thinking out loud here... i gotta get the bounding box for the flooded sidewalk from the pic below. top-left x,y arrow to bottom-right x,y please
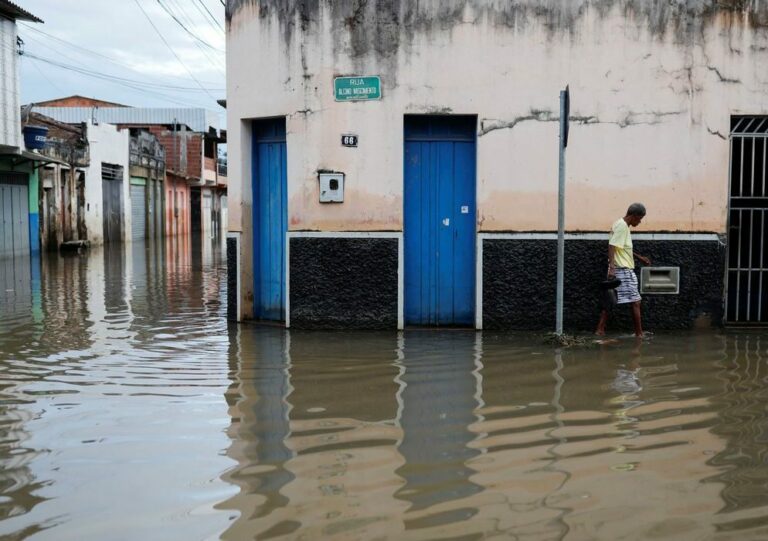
1,241 -> 768,540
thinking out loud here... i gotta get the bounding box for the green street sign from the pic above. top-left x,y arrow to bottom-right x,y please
334,76 -> 381,102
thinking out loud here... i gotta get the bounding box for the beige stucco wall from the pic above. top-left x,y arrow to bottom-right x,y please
226,2 -> 768,238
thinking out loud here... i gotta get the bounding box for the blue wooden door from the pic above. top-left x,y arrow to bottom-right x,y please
252,119 -> 287,321
404,116 -> 476,326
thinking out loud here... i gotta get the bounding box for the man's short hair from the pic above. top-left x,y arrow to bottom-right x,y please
627,202 -> 646,217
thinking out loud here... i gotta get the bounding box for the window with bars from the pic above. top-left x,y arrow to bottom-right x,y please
101,163 -> 124,181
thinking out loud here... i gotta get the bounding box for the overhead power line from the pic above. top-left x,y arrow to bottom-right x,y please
194,0 -> 224,31
19,22 -> 223,87
155,0 -> 223,52
132,0 -> 218,100
23,52 -> 223,92
22,52 -> 215,108
160,0 -> 225,75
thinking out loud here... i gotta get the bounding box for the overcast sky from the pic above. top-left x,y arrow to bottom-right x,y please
18,0 -> 226,123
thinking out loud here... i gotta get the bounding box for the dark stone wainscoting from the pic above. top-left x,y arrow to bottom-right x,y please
226,236 -> 238,321
289,236 -> 399,329
482,238 -> 725,332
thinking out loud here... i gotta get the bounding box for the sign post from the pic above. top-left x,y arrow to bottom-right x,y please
556,86 -> 569,336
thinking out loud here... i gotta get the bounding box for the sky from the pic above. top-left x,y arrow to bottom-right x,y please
18,0 -> 226,124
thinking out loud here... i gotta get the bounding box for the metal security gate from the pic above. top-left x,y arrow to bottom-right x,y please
726,116 -> 768,324
404,115 -> 477,326
252,118 -> 287,321
102,163 -> 124,243
0,174 -> 29,258
131,183 -> 147,240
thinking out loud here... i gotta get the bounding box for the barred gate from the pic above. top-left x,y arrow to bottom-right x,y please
726,116 -> 768,324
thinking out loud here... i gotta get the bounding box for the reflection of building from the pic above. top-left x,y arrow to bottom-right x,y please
707,335 -> 768,518
227,2 -> 768,330
218,331 -> 768,539
395,332 -> 483,523
219,329 -> 407,540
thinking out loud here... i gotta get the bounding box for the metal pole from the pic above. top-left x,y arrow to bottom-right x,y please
173,118 -> 178,236
556,90 -> 566,336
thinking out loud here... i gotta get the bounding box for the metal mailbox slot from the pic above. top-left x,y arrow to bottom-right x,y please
640,266 -> 680,294
319,172 -> 344,203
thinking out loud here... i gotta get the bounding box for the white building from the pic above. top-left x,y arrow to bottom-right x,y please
0,1 -> 43,259
226,1 -> 768,330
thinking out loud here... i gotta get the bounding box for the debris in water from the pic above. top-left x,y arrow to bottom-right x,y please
542,333 -> 594,348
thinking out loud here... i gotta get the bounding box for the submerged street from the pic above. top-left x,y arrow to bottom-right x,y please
1,241 -> 768,540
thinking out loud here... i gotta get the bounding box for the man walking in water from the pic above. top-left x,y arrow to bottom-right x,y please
595,203 -> 651,337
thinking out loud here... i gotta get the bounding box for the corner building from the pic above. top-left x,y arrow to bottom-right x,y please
226,1 -> 768,330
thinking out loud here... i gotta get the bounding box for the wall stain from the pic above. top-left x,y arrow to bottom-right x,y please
227,0 -> 768,49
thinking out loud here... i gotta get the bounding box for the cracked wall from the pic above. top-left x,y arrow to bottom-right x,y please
226,0 -> 768,237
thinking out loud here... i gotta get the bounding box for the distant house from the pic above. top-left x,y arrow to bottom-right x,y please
31,100 -> 227,239
21,111 -> 89,251
33,95 -> 129,109
0,0 -> 47,259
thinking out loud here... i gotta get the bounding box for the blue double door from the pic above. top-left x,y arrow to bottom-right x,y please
405,116 -> 477,326
252,118 -> 287,321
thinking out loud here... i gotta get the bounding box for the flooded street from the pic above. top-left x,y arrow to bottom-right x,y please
1,241 -> 768,540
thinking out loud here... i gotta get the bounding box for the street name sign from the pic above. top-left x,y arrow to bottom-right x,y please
334,76 -> 381,101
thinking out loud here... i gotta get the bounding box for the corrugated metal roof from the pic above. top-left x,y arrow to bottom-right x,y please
31,107 -> 221,134
0,0 -> 42,22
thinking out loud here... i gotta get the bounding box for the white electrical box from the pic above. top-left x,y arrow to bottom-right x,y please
319,172 -> 344,203
640,266 -> 680,294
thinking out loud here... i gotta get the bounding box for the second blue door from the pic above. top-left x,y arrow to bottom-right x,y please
404,116 -> 476,326
252,118 -> 287,321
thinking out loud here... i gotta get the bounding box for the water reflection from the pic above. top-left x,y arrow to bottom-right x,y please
3,244 -> 768,539
707,334 -> 768,534
395,332 -> 483,532
0,238 -> 232,541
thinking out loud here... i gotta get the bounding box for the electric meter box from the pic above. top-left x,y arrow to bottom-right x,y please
319,172 -> 344,203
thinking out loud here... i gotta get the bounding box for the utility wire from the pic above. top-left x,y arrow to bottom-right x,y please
132,0 -> 218,100
19,22 -> 222,87
21,32 -> 224,92
26,56 -> 65,94
162,0 -> 225,73
23,52 -> 214,108
24,51 -> 222,92
195,0 -> 224,31
164,0 -> 225,74
156,0 -> 223,52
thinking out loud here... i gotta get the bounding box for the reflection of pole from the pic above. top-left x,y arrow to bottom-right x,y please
544,351 -> 570,540
173,118 -> 178,236
556,88 -> 568,336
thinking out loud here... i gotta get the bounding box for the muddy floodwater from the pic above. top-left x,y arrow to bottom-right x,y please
1,240 -> 768,540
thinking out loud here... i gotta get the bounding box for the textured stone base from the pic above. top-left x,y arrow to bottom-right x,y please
289,236 -> 398,329
482,238 -> 725,331
226,236 -> 237,321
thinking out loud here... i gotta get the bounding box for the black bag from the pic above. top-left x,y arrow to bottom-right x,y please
600,278 -> 621,310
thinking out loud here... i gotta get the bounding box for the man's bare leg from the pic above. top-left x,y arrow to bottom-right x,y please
631,302 -> 643,337
595,310 -> 609,335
